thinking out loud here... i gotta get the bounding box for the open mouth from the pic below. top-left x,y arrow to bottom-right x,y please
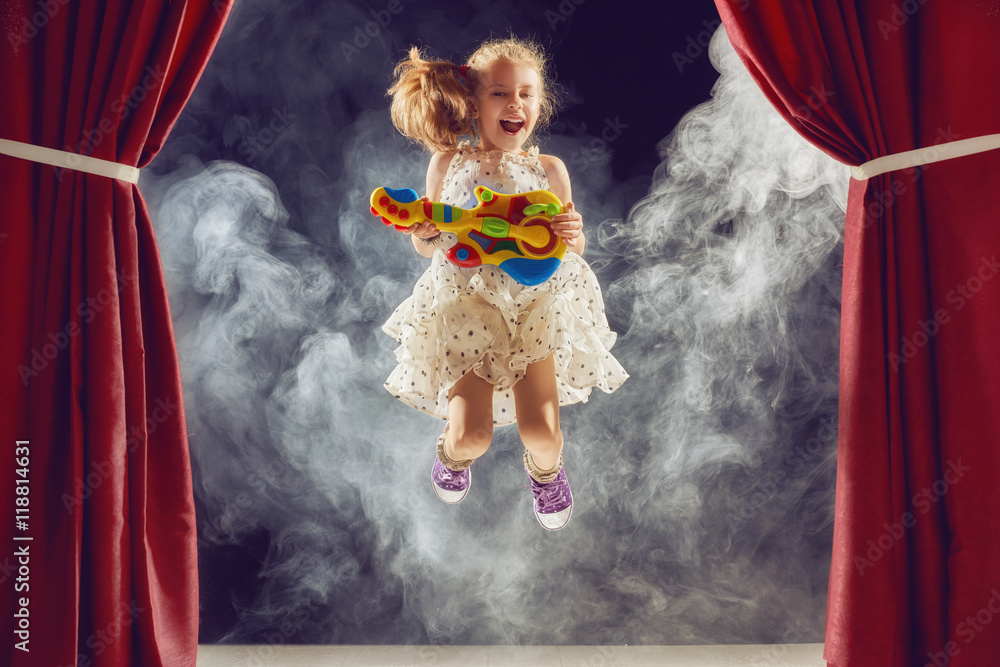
499,118 -> 524,135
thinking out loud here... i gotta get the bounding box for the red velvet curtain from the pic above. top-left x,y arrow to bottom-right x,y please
714,1 -> 1000,665
0,1 -> 231,664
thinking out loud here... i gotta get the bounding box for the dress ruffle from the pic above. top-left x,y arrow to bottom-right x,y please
383,251 -> 628,425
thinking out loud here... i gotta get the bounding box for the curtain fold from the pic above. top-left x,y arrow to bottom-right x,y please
714,1 -> 1000,665
0,1 -> 232,664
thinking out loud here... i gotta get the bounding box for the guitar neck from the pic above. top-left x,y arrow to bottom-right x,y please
419,201 -> 471,234
375,189 -> 553,247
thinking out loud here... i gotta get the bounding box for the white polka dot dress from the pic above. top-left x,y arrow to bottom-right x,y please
382,142 -> 628,425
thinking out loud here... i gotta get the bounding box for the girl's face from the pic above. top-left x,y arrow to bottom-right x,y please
471,60 -> 541,154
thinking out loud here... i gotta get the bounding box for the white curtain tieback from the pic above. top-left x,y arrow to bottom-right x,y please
851,133 -> 1000,180
0,138 -> 140,184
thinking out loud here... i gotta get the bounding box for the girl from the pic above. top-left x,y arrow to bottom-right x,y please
382,37 -> 627,530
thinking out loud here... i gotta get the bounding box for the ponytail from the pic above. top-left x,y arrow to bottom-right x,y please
388,47 -> 475,153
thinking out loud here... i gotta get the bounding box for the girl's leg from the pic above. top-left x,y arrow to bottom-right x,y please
444,368 -> 495,462
514,353 -> 572,531
512,353 -> 563,472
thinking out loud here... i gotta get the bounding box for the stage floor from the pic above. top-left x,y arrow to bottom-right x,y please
196,642 -> 825,665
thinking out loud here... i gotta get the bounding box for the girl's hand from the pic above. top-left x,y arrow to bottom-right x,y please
551,201 -> 584,250
405,198 -> 440,239
405,221 -> 440,239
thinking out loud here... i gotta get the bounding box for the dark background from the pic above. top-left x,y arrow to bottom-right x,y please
155,0 -> 726,211
145,0 -> 846,647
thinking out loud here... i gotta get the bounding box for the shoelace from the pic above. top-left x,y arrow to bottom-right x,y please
435,465 -> 467,488
531,479 -> 569,511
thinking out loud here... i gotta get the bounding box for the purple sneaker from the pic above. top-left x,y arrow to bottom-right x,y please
432,456 -> 471,504
528,468 -> 573,530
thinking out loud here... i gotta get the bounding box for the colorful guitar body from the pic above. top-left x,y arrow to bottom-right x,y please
370,185 -> 566,286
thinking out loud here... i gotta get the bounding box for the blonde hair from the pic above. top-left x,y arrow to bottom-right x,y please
388,37 -> 558,153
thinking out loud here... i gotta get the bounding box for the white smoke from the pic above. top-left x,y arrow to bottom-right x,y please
143,4 -> 848,646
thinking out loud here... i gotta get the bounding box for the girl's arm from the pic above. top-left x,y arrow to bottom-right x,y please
538,154 -> 586,256
407,150 -> 454,258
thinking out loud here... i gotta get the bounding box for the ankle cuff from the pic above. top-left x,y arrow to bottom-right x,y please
438,433 -> 474,471
524,450 -> 563,484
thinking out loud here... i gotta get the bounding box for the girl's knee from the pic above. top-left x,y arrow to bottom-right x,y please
448,421 -> 493,459
518,421 -> 563,453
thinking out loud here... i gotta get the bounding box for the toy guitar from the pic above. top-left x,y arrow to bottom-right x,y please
369,185 -> 566,286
